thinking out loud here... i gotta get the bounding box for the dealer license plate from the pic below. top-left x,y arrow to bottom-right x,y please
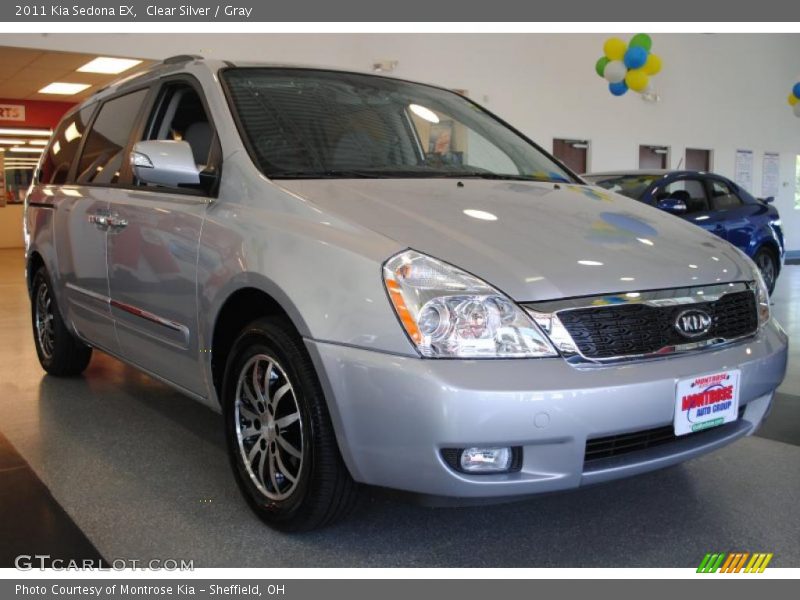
674,370 -> 740,436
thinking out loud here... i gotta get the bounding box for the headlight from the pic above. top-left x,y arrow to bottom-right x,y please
754,266 -> 770,327
383,250 -> 557,358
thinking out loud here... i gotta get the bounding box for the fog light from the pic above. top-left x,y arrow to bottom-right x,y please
459,447 -> 513,473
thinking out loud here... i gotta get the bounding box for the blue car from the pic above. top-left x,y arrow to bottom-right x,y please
583,170 -> 784,293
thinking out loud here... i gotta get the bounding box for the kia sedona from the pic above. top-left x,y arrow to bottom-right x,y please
25,56 -> 788,531
583,170 -> 785,294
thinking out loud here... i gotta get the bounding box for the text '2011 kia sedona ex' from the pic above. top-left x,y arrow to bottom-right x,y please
25,57 -> 788,531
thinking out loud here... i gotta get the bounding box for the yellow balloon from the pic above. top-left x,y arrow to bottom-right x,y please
644,53 -> 662,75
789,93 -> 798,106
625,68 -> 650,92
603,37 -> 627,61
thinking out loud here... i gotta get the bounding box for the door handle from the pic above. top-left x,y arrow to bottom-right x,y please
88,211 -> 127,231
106,215 -> 128,230
88,213 -> 110,230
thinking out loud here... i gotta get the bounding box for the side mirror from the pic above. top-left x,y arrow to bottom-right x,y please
130,140 -> 200,189
657,197 -> 688,215
761,196 -> 775,204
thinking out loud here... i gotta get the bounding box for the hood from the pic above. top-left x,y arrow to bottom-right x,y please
278,178 -> 752,301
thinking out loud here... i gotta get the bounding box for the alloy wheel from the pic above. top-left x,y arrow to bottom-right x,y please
756,252 -> 776,292
234,354 -> 304,501
35,282 -> 55,360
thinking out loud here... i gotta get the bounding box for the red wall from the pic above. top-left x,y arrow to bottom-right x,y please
0,98 -> 76,129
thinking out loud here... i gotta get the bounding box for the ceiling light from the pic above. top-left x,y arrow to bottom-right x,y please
77,56 -> 142,74
8,147 -> 43,153
409,104 -> 440,124
0,128 -> 52,136
28,140 -> 49,146
0,139 -> 26,145
38,82 -> 91,95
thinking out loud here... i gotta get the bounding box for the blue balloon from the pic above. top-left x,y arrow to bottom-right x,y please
609,81 -> 628,96
624,46 -> 648,70
793,82 -> 800,99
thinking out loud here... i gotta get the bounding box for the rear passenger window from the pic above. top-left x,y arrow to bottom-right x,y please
76,89 -> 149,185
39,106 -> 94,185
709,180 -> 742,210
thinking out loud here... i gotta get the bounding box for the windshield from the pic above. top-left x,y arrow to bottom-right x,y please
222,68 -> 576,182
583,174 -> 662,200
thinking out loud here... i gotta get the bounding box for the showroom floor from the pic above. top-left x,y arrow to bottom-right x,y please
0,247 -> 798,568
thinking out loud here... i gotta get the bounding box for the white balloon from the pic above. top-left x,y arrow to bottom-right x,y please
603,60 -> 627,84
793,102 -> 800,117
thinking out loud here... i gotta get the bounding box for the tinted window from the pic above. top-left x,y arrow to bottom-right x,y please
223,68 -> 574,182
76,89 -> 148,185
656,179 -> 710,213
709,179 -> 742,210
39,105 -> 94,184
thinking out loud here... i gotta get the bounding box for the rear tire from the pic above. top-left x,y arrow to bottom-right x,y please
754,248 -> 777,295
222,316 -> 358,531
31,268 -> 92,376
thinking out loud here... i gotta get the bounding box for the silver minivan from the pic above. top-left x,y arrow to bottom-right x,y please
25,56 -> 788,530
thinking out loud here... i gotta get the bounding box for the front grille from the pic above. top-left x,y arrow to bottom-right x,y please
557,290 -> 757,359
584,406 -> 746,464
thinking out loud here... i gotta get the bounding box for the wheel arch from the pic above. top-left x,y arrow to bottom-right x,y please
206,276 -> 311,406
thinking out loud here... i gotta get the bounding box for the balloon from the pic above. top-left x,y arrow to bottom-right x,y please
625,68 -> 650,92
603,60 -> 627,84
609,81 -> 628,96
629,33 -> 653,52
789,93 -> 799,107
603,37 -> 627,61
793,82 -> 800,99
624,46 -> 648,70
794,102 -> 800,118
595,56 -> 610,78
644,53 -> 662,75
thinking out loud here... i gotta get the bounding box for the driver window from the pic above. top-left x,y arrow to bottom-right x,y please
655,179 -> 709,213
138,82 -> 219,188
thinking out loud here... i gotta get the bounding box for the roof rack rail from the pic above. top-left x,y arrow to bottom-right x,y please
163,54 -> 204,64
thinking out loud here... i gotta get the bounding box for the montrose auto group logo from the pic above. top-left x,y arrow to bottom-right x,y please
697,552 -> 773,573
681,373 -> 734,430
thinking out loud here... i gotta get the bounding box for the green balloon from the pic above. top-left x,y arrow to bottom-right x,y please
595,56 -> 610,78
630,33 -> 652,52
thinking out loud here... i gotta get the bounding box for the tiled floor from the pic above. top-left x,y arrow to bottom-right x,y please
0,248 -> 798,567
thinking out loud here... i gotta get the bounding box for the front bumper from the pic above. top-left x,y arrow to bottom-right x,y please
306,319 -> 788,498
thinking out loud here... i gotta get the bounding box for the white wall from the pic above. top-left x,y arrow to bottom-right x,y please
3,32 -> 800,250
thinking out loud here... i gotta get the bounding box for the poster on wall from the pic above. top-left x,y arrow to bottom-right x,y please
761,152 -> 780,199
734,149 -> 753,192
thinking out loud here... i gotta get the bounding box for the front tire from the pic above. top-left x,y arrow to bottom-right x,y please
30,268 -> 92,376
222,316 -> 358,531
754,248 -> 778,295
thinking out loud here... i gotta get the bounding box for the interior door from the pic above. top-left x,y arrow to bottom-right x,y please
105,79 -> 218,396
553,139 -> 588,173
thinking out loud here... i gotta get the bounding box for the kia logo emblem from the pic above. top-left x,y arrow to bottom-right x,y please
675,309 -> 712,338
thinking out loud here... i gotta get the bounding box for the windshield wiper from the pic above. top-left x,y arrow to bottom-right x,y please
436,171 -> 569,183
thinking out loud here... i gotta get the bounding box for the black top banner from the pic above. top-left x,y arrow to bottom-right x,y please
1,0 -> 799,22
